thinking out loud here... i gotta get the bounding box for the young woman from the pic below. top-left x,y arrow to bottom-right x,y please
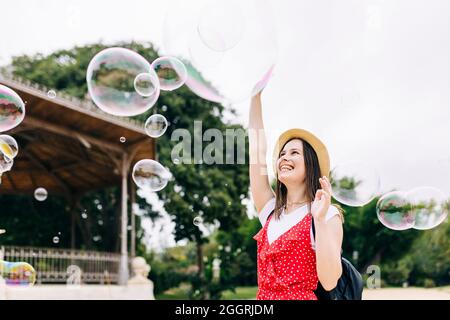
249,89 -> 344,300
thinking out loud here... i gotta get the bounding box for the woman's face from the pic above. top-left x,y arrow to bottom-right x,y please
277,139 -> 306,185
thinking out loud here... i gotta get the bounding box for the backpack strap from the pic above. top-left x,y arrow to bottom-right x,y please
311,217 -> 317,250
312,217 -> 316,239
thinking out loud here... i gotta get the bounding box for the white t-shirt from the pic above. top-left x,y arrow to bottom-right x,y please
258,198 -> 341,248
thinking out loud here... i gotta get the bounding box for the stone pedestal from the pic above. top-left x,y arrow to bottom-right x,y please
126,257 -> 155,300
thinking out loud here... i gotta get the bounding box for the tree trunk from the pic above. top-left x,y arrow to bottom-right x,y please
363,248 -> 385,272
196,242 -> 204,278
196,241 -> 207,299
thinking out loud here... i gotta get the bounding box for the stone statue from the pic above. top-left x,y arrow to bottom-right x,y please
127,257 -> 152,285
126,257 -> 155,300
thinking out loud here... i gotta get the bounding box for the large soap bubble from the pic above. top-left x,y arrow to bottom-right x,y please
331,162 -> 380,207
0,84 -> 25,132
407,186 -> 449,230
376,191 -> 415,231
145,114 -> 168,138
151,56 -> 187,91
197,0 -> 246,52
163,0 -> 278,104
86,47 -> 160,116
0,135 -> 19,160
132,159 -> 172,191
0,261 -> 36,286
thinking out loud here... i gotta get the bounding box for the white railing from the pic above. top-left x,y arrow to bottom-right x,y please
0,245 -> 121,285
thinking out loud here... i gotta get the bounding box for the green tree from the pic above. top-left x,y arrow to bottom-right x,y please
408,218 -> 450,286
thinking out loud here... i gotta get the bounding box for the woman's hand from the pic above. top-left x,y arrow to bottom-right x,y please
311,176 -> 332,222
251,64 -> 274,97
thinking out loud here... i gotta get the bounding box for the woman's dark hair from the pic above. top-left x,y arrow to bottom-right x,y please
274,138 -> 344,220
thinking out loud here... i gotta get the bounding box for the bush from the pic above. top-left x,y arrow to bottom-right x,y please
381,257 -> 413,287
423,278 -> 436,288
149,260 -> 191,294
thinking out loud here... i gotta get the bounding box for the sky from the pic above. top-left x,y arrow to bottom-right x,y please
2,0 -> 450,250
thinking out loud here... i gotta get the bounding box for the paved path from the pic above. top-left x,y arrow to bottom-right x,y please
363,287 -> 450,300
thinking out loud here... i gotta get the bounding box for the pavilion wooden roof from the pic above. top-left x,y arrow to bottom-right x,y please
0,72 -> 156,197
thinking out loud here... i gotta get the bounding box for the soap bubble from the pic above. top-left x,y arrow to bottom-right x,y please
0,84 -> 25,132
47,90 -> 56,99
0,134 -> 19,159
331,162 -> 380,207
34,187 -> 48,201
163,0 -> 278,103
132,159 -> 172,191
53,236 -> 60,244
407,186 -> 449,230
151,56 -> 187,91
0,261 -> 36,286
188,31 -> 225,70
134,72 -> 159,97
0,153 -> 13,173
86,47 -> 160,116
119,136 -> 126,143
144,114 -> 168,138
197,0 -> 246,52
376,191 -> 415,231
193,216 -> 203,227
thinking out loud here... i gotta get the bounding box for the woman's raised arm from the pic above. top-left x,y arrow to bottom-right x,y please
248,92 -> 275,213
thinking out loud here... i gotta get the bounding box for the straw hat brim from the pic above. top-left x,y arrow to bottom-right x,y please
272,128 -> 330,178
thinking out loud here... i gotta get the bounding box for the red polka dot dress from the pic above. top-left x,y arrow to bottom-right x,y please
253,212 -> 318,300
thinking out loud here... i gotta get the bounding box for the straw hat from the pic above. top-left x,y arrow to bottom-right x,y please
272,128 -> 330,178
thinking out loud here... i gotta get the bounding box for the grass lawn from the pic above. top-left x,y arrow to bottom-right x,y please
222,286 -> 257,300
155,283 -> 190,300
155,285 -> 257,300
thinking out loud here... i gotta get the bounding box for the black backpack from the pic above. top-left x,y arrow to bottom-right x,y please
311,219 -> 364,300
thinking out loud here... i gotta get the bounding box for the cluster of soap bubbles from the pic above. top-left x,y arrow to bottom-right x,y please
85,0 -> 279,192
0,85 -> 55,241
330,161 -> 448,231
86,48 -> 182,117
0,84 -> 24,178
86,49 -> 187,190
377,187 -> 448,231
86,47 -> 162,117
0,260 -> 36,286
